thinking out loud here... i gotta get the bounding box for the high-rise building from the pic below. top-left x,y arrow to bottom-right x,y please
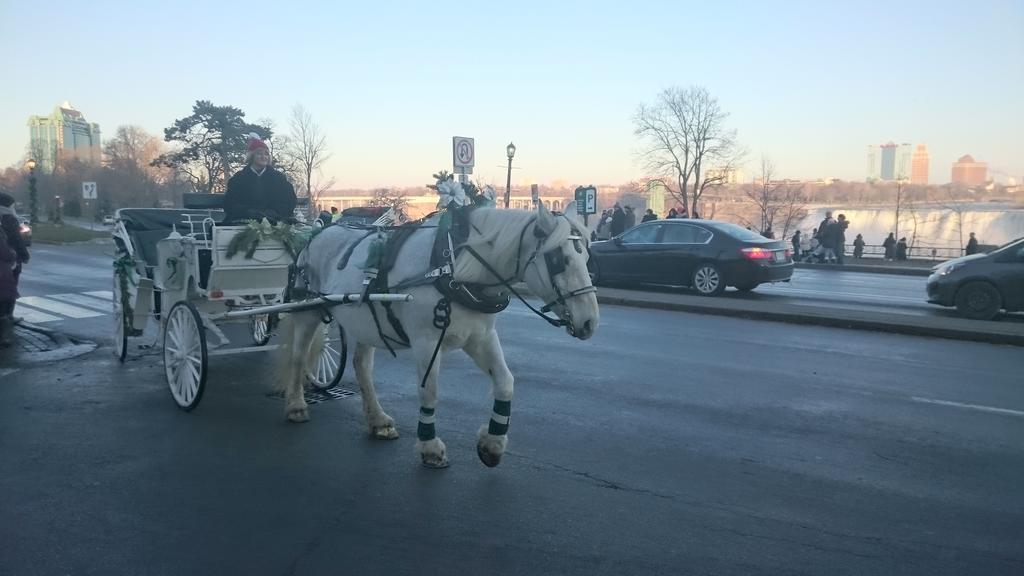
27,101 -> 102,173
911,144 -> 930,184
951,154 -> 988,186
896,143 -> 913,180
866,145 -> 881,181
879,142 -> 897,180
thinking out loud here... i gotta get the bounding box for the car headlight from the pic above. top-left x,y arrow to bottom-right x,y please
938,262 -> 964,276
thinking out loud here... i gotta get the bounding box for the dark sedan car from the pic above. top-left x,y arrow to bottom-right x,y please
588,219 -> 793,295
926,237 -> 1024,320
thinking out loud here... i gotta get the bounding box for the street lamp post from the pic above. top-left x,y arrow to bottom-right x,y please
26,158 -> 38,224
504,142 -> 516,209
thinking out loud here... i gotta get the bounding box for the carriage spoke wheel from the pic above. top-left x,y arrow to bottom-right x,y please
250,313 -> 272,346
163,301 -> 208,411
112,274 -> 128,362
308,323 -> 347,390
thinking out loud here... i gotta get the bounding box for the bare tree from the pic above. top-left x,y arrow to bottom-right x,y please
369,188 -> 410,222
284,104 -> 332,214
634,86 -> 744,218
740,157 -> 808,238
931,185 -> 969,253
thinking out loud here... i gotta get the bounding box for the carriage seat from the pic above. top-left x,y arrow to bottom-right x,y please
116,208 -> 224,273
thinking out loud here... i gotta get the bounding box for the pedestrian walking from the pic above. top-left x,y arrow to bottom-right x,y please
818,220 -> 840,263
883,233 -> 896,261
641,208 -> 657,223
790,230 -> 802,261
965,232 -> 979,255
0,193 -> 29,286
666,208 -> 678,219
896,237 -> 909,261
624,205 -> 636,230
610,203 -> 626,237
0,225 -> 19,347
853,234 -> 865,258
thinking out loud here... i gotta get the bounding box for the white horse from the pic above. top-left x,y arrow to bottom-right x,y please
275,200 -> 600,468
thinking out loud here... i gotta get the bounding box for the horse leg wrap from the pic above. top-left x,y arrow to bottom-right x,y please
417,407 -> 436,441
488,400 -> 511,436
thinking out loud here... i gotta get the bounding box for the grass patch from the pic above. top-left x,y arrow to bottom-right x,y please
30,223 -> 109,244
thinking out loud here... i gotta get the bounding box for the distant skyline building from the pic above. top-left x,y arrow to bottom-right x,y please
951,154 -> 988,186
868,141 -> 916,182
879,142 -> 897,180
911,144 -> 930,185
866,145 -> 881,181
27,101 -> 101,173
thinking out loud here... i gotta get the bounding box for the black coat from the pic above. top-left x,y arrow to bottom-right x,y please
965,237 -> 979,255
223,166 -> 297,223
641,213 -> 657,223
610,208 -> 626,236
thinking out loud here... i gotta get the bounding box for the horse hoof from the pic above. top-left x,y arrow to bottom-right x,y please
287,408 -> 310,423
477,445 -> 502,468
371,424 -> 399,440
421,455 -> 449,469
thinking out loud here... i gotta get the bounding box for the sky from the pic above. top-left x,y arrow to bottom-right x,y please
1,0 -> 1022,189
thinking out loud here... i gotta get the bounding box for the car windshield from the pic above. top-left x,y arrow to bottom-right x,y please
712,222 -> 768,242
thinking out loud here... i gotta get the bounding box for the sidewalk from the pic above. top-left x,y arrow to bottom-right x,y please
0,320 -> 97,367
794,261 -> 934,277
515,284 -> 1024,346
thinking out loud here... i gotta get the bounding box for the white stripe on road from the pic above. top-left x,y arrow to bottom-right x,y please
17,296 -> 104,319
84,291 -> 114,300
911,396 -> 1024,418
0,368 -> 20,379
11,304 -> 62,323
50,293 -> 113,311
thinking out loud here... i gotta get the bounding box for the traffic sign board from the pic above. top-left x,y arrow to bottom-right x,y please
574,186 -> 597,215
452,136 -> 475,174
82,182 -> 97,200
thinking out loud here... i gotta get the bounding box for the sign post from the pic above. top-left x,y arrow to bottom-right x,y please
574,185 -> 598,226
452,136 -> 475,185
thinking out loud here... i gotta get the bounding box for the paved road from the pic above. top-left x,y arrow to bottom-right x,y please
3,246 -> 1024,574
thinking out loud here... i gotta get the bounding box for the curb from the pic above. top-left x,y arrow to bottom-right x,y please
512,284 -> 1023,347
794,262 -> 932,277
7,320 -> 98,364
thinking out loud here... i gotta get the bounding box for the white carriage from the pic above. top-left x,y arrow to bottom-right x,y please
111,205 -> 409,411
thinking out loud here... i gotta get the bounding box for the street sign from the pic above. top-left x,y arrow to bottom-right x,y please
452,136 -> 475,175
574,186 -> 597,215
82,182 -> 97,200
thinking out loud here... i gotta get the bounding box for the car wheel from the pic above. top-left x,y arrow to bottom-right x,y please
692,263 -> 725,296
735,283 -> 758,292
954,281 -> 1002,320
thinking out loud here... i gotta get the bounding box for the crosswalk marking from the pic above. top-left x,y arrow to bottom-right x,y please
17,296 -> 105,319
50,293 -> 112,312
84,291 -> 114,300
11,304 -> 62,323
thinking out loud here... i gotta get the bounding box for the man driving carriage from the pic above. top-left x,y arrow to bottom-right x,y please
222,135 -> 297,224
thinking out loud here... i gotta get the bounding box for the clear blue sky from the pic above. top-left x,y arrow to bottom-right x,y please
2,0 -> 1021,188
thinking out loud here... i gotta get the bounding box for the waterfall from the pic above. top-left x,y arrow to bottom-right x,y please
798,204 -> 1024,249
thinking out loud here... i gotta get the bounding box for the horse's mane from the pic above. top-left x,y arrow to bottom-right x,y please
453,207 -> 576,284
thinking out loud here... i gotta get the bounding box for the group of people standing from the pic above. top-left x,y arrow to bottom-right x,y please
594,204 -> 696,240
792,211 -> 851,264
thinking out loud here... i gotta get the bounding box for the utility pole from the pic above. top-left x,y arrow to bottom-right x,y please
27,159 -> 38,224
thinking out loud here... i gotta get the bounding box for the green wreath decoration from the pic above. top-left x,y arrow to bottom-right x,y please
113,252 -> 138,334
225,218 -> 320,261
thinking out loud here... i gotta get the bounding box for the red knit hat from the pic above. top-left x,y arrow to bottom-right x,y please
247,133 -> 268,153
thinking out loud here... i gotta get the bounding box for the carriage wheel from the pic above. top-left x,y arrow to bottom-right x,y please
250,313 -> 272,346
164,301 -> 208,411
308,323 -> 347,390
112,275 -> 128,362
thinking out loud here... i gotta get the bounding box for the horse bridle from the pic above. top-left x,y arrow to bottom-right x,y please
463,214 -> 597,331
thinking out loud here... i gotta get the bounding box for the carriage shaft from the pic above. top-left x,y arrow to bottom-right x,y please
207,293 -> 413,320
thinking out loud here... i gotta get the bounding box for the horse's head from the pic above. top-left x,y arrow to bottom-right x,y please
524,201 -> 600,340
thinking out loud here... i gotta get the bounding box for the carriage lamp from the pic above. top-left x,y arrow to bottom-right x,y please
506,142 -> 516,160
